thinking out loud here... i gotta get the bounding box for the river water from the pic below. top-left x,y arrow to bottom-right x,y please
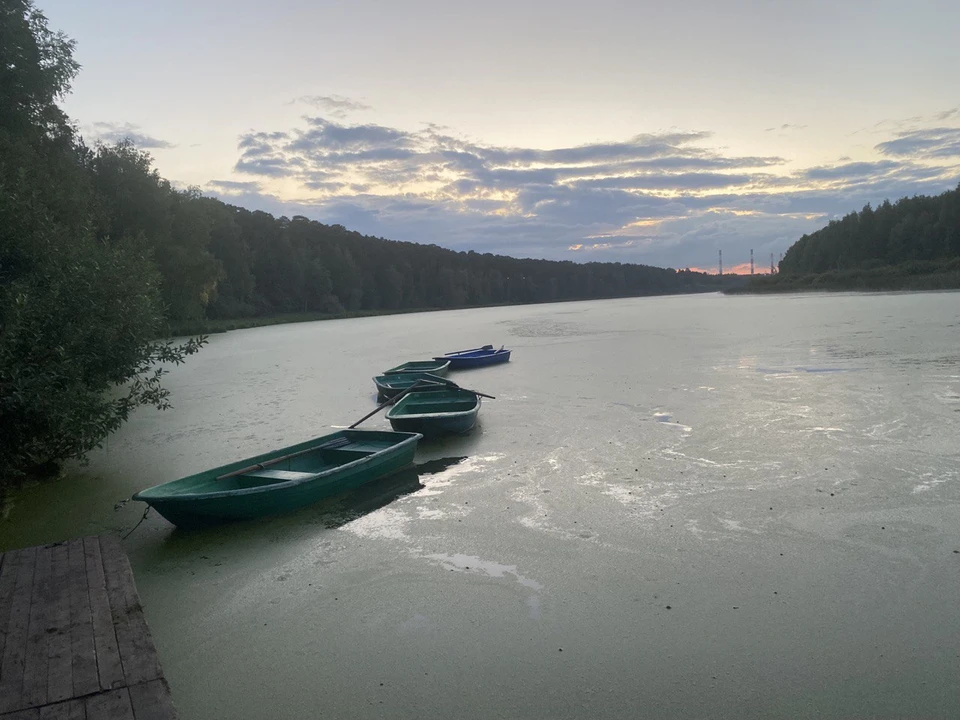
3,291 -> 960,719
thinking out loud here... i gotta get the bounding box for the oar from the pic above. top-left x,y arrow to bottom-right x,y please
432,376 -> 496,400
216,436 -> 350,481
443,344 -> 494,356
349,379 -> 434,429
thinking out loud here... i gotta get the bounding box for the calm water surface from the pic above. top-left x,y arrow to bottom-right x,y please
4,292 -> 960,719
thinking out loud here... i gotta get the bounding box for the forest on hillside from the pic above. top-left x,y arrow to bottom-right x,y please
780,184 -> 960,275
87,146 -> 729,330
733,184 -> 960,293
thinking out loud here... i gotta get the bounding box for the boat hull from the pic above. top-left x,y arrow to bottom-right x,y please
373,372 -> 449,400
386,390 -> 480,438
383,360 -> 450,376
435,349 -> 511,369
133,430 -> 421,528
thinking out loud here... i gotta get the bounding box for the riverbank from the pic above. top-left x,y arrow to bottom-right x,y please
166,285 -> 741,336
726,260 -> 960,294
167,307 -> 437,336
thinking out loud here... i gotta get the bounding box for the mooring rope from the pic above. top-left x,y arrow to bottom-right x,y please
122,506 -> 151,539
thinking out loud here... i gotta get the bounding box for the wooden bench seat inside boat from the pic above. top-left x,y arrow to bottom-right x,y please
243,469 -> 318,482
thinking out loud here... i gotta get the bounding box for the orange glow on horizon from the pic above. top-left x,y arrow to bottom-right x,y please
687,262 -> 773,275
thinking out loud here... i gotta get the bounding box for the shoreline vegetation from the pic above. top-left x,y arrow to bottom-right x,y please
726,259 -> 960,294
167,281 -> 750,336
732,183 -> 960,294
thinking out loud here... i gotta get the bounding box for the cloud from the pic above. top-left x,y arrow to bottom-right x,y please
571,172 -> 757,191
235,155 -> 300,177
764,124 -> 807,132
802,160 -> 900,181
87,122 -> 175,149
292,95 -> 373,118
205,179 -> 262,195
210,112 -> 960,269
875,127 -> 960,159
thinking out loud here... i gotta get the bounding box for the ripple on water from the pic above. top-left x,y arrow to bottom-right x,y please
497,318 -> 594,338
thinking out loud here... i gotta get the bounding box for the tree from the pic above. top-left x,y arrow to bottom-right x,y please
0,1 -> 204,485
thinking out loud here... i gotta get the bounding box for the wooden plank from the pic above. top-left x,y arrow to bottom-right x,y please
0,550 -> 23,662
84,690 -> 133,720
82,539 -> 123,692
38,699 -> 85,720
1,538 -> 173,720
0,546 -> 38,714
67,540 -> 97,698
98,538 -> 161,686
0,709 -> 40,720
46,543 -> 73,703
21,545 -> 55,708
128,680 -> 177,720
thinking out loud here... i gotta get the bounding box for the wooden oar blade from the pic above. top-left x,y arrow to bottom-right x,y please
350,378 -> 434,428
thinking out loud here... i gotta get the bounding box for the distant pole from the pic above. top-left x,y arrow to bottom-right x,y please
770,253 -> 775,274
719,249 -> 723,276
750,249 -> 754,275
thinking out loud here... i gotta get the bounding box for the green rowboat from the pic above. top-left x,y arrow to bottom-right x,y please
373,371 -> 449,400
386,388 -> 480,438
133,429 -> 422,528
382,359 -> 450,376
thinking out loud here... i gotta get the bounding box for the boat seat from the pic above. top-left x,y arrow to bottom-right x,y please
243,469 -> 317,482
342,442 -> 387,453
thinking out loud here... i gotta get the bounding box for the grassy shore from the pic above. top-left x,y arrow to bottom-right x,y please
725,260 -> 960,294
166,286 -> 736,337
166,307 -> 451,336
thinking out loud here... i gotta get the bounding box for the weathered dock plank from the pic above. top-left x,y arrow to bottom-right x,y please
0,546 -> 38,714
128,680 -> 177,720
0,538 -> 175,719
82,538 -> 124,692
0,709 -> 41,720
99,537 -> 162,686
46,543 -> 73,704
84,689 -> 133,720
0,549 -> 23,662
67,539 -> 97,698
21,543 -> 55,709
38,699 -> 85,720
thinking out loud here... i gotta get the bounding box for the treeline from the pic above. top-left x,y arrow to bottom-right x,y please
728,258 -> 960,294
780,185 -> 960,275
84,151 -> 727,330
1,1 -> 203,484
204,211 -> 727,323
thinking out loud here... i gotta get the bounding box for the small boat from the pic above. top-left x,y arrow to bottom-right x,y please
373,372 -> 449,400
383,359 -> 451,376
434,345 -> 511,369
386,388 -> 480,438
132,429 -> 422,528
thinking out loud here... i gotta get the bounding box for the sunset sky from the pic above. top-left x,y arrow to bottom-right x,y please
38,0 -> 960,271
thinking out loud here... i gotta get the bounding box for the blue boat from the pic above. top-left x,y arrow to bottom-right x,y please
434,345 -> 511,369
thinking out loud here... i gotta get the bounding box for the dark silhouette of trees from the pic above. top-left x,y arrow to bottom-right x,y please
780,185 -> 960,275
1,1 -> 203,483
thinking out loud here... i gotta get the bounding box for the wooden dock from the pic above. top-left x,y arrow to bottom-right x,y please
0,536 -> 177,719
